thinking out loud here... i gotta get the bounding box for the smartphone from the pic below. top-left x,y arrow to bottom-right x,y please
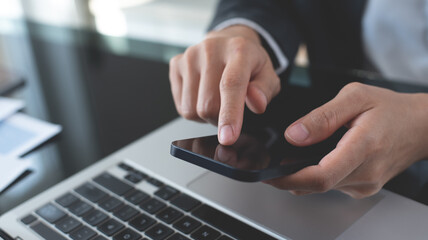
171,126 -> 345,182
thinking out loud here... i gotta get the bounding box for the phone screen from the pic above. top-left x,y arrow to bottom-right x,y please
171,127 -> 345,182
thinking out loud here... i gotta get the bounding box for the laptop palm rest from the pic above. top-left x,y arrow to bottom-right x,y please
188,172 -> 384,240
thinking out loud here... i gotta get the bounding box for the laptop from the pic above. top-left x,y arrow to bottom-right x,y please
1,70 -> 428,239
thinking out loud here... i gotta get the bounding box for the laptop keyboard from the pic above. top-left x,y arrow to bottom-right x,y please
18,162 -> 277,240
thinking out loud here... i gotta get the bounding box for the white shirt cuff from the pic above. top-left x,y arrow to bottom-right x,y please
213,18 -> 289,75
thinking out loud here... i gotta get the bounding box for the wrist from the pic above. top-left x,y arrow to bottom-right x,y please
413,93 -> 428,159
206,25 -> 261,45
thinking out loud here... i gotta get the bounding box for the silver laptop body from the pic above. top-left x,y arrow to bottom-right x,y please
1,118 -> 428,240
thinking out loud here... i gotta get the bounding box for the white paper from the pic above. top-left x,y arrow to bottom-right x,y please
0,156 -> 31,192
0,97 -> 24,121
0,113 -> 62,158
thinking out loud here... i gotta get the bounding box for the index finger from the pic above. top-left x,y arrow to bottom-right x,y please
217,58 -> 253,145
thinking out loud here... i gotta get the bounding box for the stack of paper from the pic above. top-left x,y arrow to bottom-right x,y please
0,97 -> 23,121
0,97 -> 61,192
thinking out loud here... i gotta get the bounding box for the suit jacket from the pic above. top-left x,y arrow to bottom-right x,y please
209,0 -> 367,73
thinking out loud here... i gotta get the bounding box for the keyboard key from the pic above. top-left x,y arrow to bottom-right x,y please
31,221 -> 67,240
125,172 -> 145,184
129,214 -> 156,231
93,236 -> 108,240
170,194 -> 200,212
70,226 -> 97,240
114,205 -> 139,221
56,216 -> 81,233
147,177 -> 164,187
113,228 -> 142,240
218,236 -> 234,240
140,198 -> 166,214
156,207 -> 183,224
125,189 -> 149,205
167,233 -> 190,240
192,205 -> 276,240
94,173 -> 134,196
75,183 -> 108,203
173,216 -> 201,234
99,196 -> 123,212
118,163 -> 133,171
83,209 -> 108,226
190,225 -> 220,240
56,193 -> 79,207
36,203 -> 67,223
98,219 -> 125,236
68,200 -> 93,217
131,169 -> 148,179
145,223 -> 173,240
154,186 -> 179,200
21,214 -> 37,225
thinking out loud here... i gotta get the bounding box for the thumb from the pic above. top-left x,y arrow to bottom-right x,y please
285,82 -> 373,146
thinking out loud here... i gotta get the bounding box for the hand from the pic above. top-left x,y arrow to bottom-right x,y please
169,26 -> 280,145
264,82 -> 428,199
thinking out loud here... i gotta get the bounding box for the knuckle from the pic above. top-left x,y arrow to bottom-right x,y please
220,73 -> 244,90
169,54 -> 182,67
183,46 -> 198,63
229,36 -> 251,55
341,82 -> 365,94
340,82 -> 368,102
310,109 -> 338,133
180,47 -> 199,76
180,106 -> 197,120
196,98 -> 219,120
169,55 -> 182,81
200,39 -> 217,57
313,176 -> 333,192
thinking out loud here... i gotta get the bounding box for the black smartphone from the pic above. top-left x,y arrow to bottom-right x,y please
171,126 -> 345,182
170,82 -> 348,182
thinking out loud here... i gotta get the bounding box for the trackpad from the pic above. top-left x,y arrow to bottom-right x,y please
188,172 -> 384,240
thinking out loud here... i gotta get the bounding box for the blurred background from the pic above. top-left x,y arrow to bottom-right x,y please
0,0 -> 219,213
1,0 -> 426,214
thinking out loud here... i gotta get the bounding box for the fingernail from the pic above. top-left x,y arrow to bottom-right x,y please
219,125 -> 233,145
286,123 -> 309,143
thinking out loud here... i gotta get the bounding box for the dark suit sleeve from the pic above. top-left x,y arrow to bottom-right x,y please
208,0 -> 302,73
